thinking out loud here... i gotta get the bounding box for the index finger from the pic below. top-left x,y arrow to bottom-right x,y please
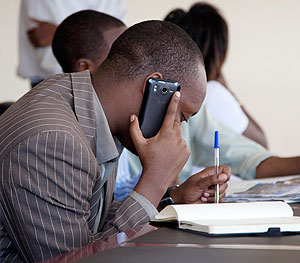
160,91 -> 180,131
196,173 -> 229,190
193,165 -> 231,179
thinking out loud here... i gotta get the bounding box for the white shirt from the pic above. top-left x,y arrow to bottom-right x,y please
18,0 -> 127,82
204,80 -> 249,134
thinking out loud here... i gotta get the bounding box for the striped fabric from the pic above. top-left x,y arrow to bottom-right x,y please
0,71 -> 150,262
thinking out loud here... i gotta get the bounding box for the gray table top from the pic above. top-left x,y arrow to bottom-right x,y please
78,203 -> 300,263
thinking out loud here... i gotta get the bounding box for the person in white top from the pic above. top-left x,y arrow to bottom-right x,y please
18,0 -> 127,87
164,3 -> 268,148
204,80 -> 249,134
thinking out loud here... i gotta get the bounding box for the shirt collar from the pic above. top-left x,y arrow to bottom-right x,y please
92,87 -> 120,164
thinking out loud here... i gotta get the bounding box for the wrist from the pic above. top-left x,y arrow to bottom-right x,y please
134,172 -> 167,207
168,185 -> 181,204
159,185 -> 179,209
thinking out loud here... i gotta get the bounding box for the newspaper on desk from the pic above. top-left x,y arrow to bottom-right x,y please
224,175 -> 300,203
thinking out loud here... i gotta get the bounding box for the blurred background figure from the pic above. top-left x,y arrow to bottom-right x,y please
52,10 -> 126,74
17,0 -> 127,87
165,2 -> 268,148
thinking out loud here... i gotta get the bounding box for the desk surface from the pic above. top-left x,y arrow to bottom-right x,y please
44,203 -> 300,263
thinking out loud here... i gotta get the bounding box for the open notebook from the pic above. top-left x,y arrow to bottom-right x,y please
151,202 -> 300,236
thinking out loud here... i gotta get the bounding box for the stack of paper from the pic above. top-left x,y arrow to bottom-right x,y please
224,175 -> 300,203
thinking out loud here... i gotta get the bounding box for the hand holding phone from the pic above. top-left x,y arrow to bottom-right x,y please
129,90 -> 190,207
139,78 -> 180,138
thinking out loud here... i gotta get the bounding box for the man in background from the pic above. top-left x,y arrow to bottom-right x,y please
52,10 -> 126,74
18,0 -> 127,87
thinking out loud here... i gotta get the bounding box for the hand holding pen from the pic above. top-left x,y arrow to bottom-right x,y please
166,130 -> 231,204
169,165 -> 230,204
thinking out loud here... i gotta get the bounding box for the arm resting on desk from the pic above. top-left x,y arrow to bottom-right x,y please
256,157 -> 300,178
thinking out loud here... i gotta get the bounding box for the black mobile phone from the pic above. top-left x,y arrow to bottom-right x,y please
139,78 -> 181,138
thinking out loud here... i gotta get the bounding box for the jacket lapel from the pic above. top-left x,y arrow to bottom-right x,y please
71,71 -> 97,154
99,166 -> 117,230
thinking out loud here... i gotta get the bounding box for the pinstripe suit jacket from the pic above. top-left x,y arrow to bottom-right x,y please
0,71 -> 150,262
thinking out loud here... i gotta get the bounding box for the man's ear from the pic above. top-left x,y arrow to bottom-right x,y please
75,58 -> 96,72
141,72 -> 163,94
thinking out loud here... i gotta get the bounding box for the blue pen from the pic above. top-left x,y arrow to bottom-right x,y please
214,131 -> 220,203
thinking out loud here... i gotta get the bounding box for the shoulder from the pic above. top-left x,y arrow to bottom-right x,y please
204,80 -> 249,134
205,80 -> 242,107
206,80 -> 233,99
0,73 -> 90,160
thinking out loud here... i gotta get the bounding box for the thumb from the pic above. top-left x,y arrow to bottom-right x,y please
129,115 -> 146,152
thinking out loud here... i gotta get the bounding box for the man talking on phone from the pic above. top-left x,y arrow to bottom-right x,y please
0,20 -> 230,262
50,11 -> 300,207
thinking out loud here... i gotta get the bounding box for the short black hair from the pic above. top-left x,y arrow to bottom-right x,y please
52,10 -> 125,73
102,20 -> 204,88
165,3 -> 228,81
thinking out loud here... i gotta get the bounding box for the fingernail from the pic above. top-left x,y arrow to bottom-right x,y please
201,197 -> 207,202
204,193 -> 210,197
175,91 -> 180,98
130,115 -> 135,122
218,174 -> 227,181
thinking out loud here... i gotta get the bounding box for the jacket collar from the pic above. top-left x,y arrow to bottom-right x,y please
71,70 -> 119,163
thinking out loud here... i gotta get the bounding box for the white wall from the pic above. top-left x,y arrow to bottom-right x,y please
0,0 -> 30,102
1,0 -> 300,156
